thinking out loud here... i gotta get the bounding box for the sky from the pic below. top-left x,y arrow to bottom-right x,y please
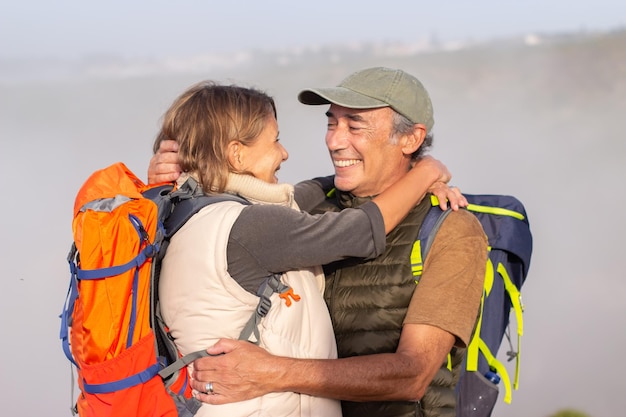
1,0 -> 625,60
1,2 -> 626,417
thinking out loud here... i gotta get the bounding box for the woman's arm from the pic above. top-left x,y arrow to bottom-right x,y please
372,156 -> 466,234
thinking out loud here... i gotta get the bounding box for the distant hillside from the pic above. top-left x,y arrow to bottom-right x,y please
2,28 -> 624,88
2,28 -> 624,186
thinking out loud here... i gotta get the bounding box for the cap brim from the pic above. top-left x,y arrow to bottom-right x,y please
298,87 -> 389,109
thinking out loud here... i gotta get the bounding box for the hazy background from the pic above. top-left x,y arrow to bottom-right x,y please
1,1 -> 625,416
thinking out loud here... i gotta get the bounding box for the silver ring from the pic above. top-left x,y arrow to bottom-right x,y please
205,382 -> 214,394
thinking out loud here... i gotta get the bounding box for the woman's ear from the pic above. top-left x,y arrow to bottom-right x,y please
401,124 -> 426,156
227,140 -> 244,170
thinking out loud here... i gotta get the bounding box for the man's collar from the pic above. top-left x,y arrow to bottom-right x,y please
335,190 -> 374,209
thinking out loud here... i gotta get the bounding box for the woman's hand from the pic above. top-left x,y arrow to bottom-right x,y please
429,182 -> 467,211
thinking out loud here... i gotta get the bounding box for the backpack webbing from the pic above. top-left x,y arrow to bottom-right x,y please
411,194 -> 531,405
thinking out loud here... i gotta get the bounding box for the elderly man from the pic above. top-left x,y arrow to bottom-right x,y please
150,67 -> 487,417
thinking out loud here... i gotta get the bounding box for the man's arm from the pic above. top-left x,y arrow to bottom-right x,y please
148,140 -> 181,183
191,323 -> 454,404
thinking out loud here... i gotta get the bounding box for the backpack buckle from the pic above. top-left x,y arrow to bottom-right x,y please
279,288 -> 301,307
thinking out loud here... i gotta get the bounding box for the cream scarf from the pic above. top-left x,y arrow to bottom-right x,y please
177,172 -> 298,210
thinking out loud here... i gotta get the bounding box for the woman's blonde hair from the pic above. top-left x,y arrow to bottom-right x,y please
153,81 -> 277,193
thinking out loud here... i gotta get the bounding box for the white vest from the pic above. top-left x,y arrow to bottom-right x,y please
159,174 -> 341,417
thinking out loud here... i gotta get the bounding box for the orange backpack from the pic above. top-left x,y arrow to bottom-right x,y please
59,162 -> 250,417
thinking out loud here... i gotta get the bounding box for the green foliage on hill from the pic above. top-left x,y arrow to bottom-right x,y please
548,408 -> 592,417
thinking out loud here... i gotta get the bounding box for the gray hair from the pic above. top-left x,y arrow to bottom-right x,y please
390,110 -> 433,159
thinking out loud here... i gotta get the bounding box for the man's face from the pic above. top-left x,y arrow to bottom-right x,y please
325,104 -> 410,197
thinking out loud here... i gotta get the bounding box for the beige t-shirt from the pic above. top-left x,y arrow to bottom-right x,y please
404,209 -> 488,347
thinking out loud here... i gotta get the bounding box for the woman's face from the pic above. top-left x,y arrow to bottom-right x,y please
240,116 -> 289,183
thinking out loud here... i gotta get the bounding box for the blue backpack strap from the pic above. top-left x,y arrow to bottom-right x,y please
83,362 -> 163,394
60,211 -> 161,367
410,197 -> 455,369
144,177 -> 250,239
60,244 -> 80,367
411,195 -> 452,282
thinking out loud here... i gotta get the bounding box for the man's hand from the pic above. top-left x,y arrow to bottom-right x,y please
191,339 -> 281,405
147,139 -> 182,184
189,326 -> 456,404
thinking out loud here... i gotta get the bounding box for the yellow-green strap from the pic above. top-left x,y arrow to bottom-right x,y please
410,194 -> 440,280
484,249 -> 494,296
410,240 -> 424,281
466,203 -> 526,221
497,262 -> 524,389
478,339 -> 513,404
498,262 -> 523,335
466,248 -> 494,371
466,289 -> 485,372
431,195 -> 526,221
433,194 -> 525,399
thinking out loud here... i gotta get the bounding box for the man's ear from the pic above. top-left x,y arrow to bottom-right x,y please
227,140 -> 243,170
401,123 -> 427,156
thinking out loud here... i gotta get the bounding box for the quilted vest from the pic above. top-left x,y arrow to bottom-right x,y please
312,191 -> 464,417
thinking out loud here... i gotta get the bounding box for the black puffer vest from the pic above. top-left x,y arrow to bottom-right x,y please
312,191 -> 464,417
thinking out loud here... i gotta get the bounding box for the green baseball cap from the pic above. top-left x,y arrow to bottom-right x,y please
298,67 -> 434,132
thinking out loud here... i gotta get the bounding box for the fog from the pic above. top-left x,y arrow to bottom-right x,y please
1,31 -> 624,417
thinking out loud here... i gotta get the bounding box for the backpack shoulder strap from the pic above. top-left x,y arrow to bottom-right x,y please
239,273 -> 292,343
157,273 -> 295,382
158,272 -> 296,381
150,178 -> 250,385
142,177 -> 251,239
153,182 -> 297,384
411,195 -> 452,281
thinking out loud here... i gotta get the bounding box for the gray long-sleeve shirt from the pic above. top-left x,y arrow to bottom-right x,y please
226,179 -> 386,293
